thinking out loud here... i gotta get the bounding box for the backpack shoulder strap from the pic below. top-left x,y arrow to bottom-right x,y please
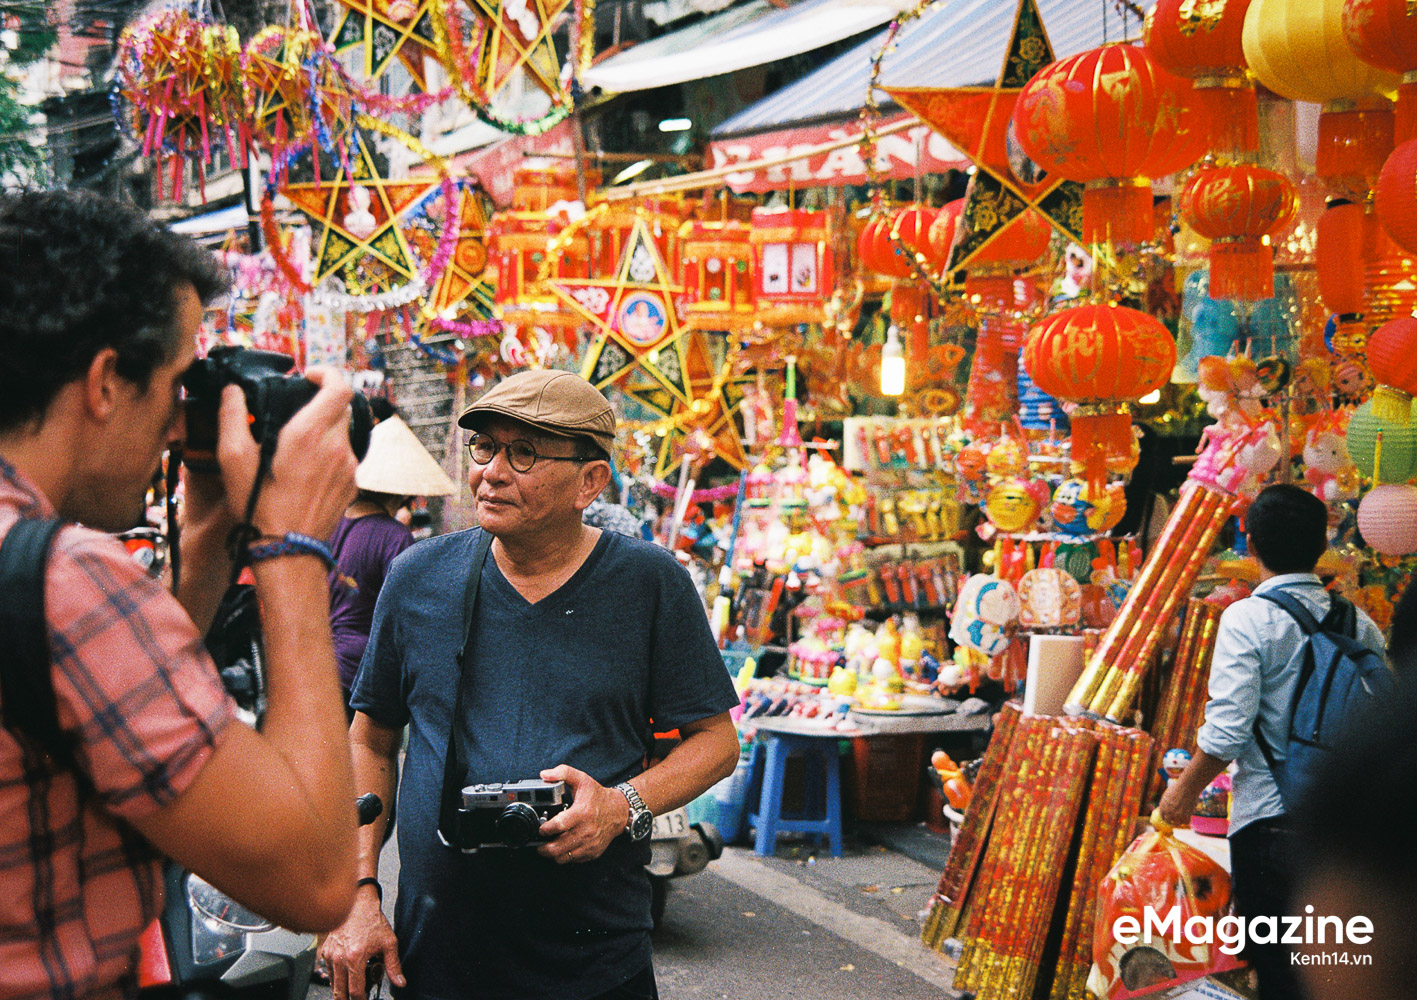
1320,593 -> 1359,639
0,517 -> 73,768
1256,589 -> 1323,635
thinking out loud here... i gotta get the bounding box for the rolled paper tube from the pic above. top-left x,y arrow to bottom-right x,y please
1018,734 -> 1094,1000
1074,734 -> 1122,979
991,728 -> 1060,994
1146,598 -> 1208,792
1167,606 -> 1219,752
1064,484 -> 1210,712
1174,610 -> 1223,753
1092,491 -> 1228,713
1049,735 -> 1105,1000
968,726 -> 1037,982
931,705 -> 1022,942
1068,732 -> 1130,1000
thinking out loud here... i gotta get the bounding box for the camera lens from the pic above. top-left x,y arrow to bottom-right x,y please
495,802 -> 542,848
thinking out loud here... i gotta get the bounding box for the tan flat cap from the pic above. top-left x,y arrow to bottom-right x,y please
457,369 -> 616,454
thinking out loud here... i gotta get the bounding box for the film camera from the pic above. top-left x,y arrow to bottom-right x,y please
449,779 -> 572,851
181,346 -> 372,473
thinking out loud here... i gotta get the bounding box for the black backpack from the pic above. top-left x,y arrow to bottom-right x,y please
1255,590 -> 1396,809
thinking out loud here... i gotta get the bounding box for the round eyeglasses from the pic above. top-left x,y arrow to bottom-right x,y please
466,434 -> 592,474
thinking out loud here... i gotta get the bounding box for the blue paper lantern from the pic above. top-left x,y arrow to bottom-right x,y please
1173,269 -> 1294,383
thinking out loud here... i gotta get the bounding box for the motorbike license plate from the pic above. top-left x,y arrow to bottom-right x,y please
651,809 -> 689,839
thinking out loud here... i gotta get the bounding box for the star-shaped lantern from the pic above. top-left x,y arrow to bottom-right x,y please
328,0 -> 440,91
281,129 -> 444,292
415,178 -> 493,316
884,0 -> 1084,271
556,216 -> 695,404
461,0 -> 571,102
622,331 -> 753,477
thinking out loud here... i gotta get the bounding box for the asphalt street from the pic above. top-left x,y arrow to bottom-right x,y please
310,835 -> 961,999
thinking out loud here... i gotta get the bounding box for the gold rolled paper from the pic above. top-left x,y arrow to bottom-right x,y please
1063,484 -> 1209,713
1101,498 -> 1232,719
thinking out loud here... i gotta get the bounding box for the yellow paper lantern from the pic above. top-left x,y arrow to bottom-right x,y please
1242,0 -> 1399,104
1243,0 -> 1400,193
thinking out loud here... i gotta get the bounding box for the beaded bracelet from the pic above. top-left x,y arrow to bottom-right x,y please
247,532 -> 336,570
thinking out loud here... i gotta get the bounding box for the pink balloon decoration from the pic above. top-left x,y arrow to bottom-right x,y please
1357,483 -> 1417,556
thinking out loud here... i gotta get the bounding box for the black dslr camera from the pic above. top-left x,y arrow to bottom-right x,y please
448,779 -> 572,851
181,346 -> 372,473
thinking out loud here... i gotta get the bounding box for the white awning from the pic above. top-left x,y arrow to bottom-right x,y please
581,0 -> 916,94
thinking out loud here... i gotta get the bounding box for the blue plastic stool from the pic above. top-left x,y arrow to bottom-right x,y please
746,732 -> 844,857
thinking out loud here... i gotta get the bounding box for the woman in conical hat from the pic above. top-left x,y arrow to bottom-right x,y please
328,412 -> 456,705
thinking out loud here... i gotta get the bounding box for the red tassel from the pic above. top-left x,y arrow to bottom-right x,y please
1082,182 -> 1154,246
1208,237 -> 1274,301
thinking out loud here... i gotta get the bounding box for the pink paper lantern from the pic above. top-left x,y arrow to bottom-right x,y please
1357,483 -> 1417,555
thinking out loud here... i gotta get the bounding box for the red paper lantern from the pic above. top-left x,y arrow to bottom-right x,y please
858,216 -> 907,277
925,199 -> 963,269
1179,164 -> 1297,300
1014,45 -> 1208,246
1023,304 -> 1176,488
1145,0 -> 1259,154
892,205 -> 937,266
1316,200 -> 1371,315
487,210 -> 587,331
1367,315 -> 1417,421
1376,138 -> 1417,255
1343,0 -> 1417,141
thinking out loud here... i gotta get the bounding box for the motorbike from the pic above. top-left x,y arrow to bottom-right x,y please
121,528 -> 382,999
137,793 -> 383,999
644,732 -> 723,928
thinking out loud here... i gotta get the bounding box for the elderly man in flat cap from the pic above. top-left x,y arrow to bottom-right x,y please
321,370 -> 741,1000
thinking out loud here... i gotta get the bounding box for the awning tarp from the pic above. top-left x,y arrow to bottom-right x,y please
710,0 -> 1121,138
581,0 -> 917,94
168,204 -> 248,235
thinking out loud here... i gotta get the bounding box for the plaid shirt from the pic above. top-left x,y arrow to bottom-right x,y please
0,459 -> 235,1000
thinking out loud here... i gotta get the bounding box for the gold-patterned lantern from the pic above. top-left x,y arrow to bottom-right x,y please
679,220 -> 755,332
749,207 -> 835,328
487,210 -> 588,332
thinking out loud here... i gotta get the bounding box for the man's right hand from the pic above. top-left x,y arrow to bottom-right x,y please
216,368 -> 358,540
319,889 -> 406,1000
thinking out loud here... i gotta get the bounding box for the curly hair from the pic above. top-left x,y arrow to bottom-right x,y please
0,189 -> 229,433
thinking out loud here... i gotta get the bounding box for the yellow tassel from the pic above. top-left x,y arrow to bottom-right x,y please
1372,385 -> 1413,425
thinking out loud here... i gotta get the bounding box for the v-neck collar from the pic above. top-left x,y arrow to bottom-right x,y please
484,530 -> 612,616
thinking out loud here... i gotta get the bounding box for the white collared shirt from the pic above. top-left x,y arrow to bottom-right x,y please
1195,573 -> 1385,834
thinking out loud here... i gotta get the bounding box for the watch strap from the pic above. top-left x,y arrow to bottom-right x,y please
615,781 -> 650,833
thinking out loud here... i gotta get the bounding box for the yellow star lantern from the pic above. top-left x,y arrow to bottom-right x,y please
884,0 -> 1084,271
328,0 -> 440,90
623,331 -> 753,477
461,0 -> 571,101
280,129 -> 444,292
420,179 -> 493,317
556,216 -> 694,404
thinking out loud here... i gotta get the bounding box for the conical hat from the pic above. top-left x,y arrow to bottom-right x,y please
355,416 -> 457,497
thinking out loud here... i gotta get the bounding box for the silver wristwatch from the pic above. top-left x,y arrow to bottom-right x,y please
615,782 -> 653,841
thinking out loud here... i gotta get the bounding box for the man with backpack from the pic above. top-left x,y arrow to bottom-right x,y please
1160,484 -> 1387,1000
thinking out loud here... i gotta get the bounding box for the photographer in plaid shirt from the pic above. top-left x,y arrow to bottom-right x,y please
0,190 -> 361,999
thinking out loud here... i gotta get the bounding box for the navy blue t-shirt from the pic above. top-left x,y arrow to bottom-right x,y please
350,527 -> 739,1000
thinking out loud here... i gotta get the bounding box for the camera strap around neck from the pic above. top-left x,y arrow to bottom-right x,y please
438,529 -> 494,847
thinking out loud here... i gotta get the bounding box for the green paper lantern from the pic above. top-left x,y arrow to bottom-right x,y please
1347,398 -> 1417,484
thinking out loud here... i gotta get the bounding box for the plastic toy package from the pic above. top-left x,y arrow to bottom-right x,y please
1089,815 -> 1245,999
